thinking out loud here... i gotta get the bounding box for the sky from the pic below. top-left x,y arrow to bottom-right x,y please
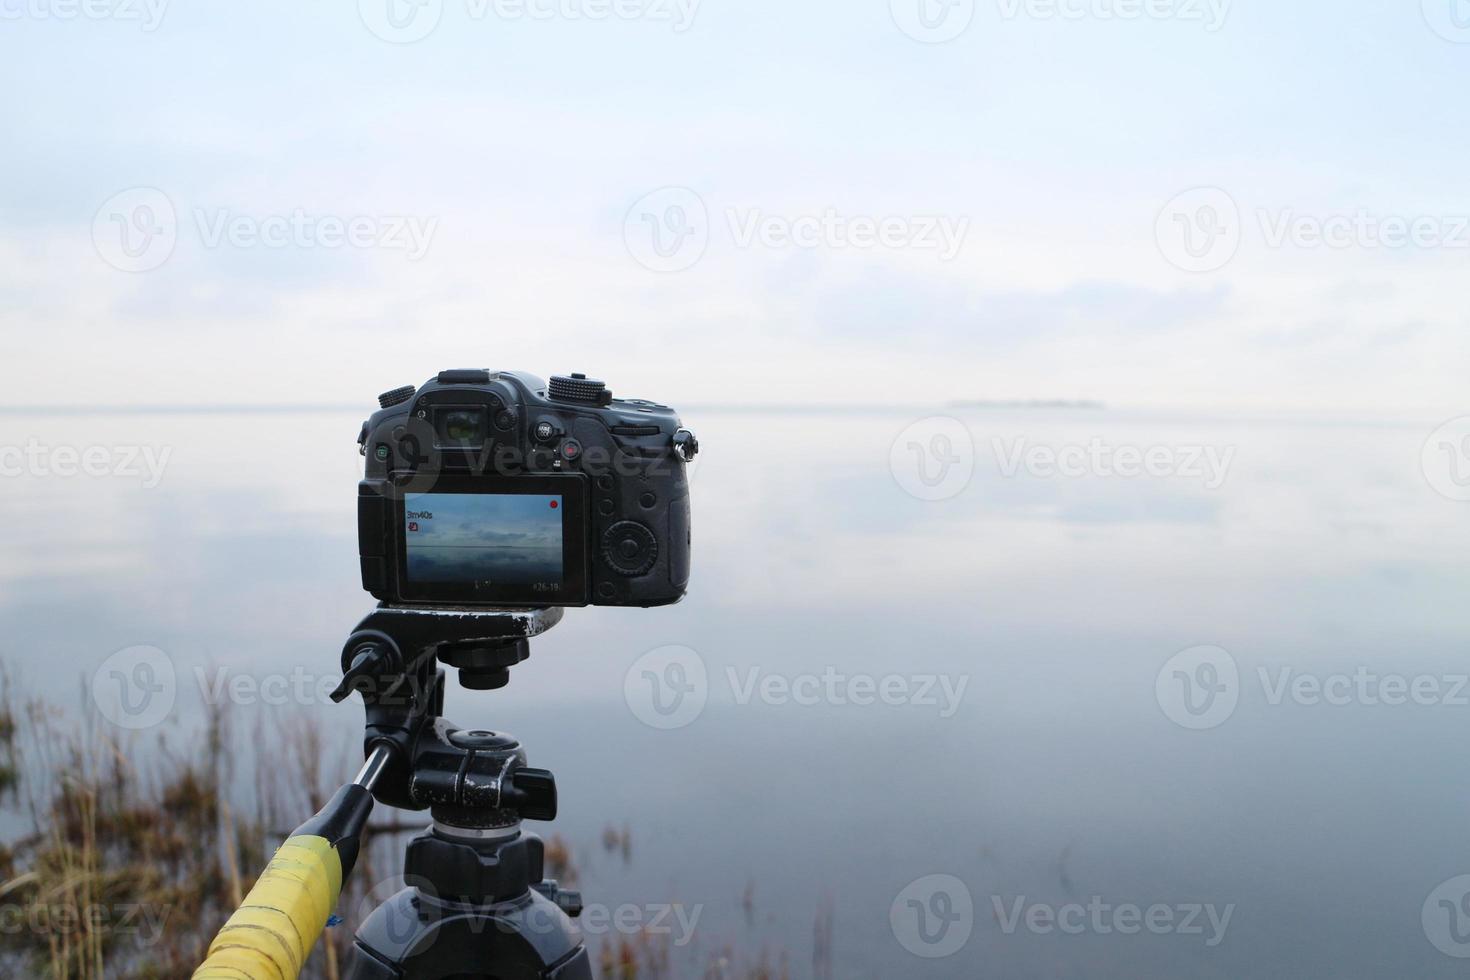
1,0 -> 1467,413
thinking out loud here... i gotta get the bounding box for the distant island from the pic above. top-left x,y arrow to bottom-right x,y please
948,399 -> 1106,410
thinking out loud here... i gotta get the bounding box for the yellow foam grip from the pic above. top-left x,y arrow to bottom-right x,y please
193,835 -> 344,980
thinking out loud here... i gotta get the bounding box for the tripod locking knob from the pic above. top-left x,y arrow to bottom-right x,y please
331,646 -> 389,703
505,768 -> 558,821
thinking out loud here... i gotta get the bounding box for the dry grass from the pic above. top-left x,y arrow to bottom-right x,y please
0,673 -> 804,979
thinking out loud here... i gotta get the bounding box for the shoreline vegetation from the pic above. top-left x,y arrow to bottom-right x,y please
0,671 -> 806,979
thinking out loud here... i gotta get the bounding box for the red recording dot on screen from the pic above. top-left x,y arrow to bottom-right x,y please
549,501 -> 559,509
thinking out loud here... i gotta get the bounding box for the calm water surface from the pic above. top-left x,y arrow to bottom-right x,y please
2,406 -> 1467,978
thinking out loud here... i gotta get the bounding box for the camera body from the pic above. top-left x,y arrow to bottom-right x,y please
357,370 -> 696,608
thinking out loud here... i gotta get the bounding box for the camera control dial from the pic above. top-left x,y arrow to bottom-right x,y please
549,373 -> 612,407
601,521 -> 658,576
378,385 -> 417,409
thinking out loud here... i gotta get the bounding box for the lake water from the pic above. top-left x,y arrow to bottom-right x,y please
2,406 -> 1468,978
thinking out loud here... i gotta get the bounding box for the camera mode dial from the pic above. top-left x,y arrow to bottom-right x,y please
378,385 -> 417,409
601,521 -> 658,577
549,373 -> 612,407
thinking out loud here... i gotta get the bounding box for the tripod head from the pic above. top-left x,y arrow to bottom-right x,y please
325,604 -> 592,978
330,603 -> 564,819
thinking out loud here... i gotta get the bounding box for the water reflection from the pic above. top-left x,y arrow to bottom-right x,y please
0,407 -> 1466,977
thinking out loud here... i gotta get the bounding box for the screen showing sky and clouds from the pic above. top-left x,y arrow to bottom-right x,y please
404,493 -> 563,585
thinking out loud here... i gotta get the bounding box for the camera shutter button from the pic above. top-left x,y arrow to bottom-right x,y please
601,521 -> 658,577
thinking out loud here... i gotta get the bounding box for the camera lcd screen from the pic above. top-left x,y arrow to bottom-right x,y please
394,476 -> 588,604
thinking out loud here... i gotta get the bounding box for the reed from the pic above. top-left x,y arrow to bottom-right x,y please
0,673 -> 802,979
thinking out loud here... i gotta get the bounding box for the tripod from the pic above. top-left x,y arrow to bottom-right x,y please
332,604 -> 593,980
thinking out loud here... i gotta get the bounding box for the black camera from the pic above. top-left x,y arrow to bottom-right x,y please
357,370 -> 697,608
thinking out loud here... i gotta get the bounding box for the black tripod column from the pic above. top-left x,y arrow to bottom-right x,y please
346,726 -> 590,980
338,605 -> 590,979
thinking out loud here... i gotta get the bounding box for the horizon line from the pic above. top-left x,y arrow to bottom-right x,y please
0,400 -> 1110,417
